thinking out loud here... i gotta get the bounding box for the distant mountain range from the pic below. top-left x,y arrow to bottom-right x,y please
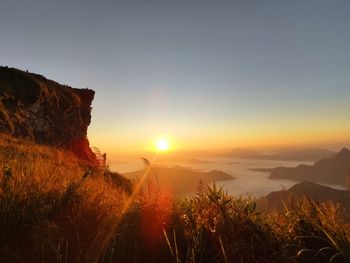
258,180 -> 350,212
123,166 -> 233,195
221,148 -> 336,161
269,148 -> 350,187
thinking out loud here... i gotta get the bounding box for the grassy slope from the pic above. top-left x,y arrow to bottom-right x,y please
0,136 -> 350,262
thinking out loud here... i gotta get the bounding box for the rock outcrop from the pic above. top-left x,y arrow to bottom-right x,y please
0,66 -> 97,165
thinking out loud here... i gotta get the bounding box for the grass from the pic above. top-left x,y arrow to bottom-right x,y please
1,135 -> 350,262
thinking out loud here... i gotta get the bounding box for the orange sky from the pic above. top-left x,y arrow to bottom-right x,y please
4,1 -> 349,156
89,115 -> 350,155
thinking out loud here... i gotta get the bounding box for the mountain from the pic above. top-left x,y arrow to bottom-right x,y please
258,180 -> 350,212
270,148 -> 335,161
221,147 -> 335,161
220,148 -> 266,159
269,148 -> 350,186
123,166 -> 233,195
0,66 -> 97,164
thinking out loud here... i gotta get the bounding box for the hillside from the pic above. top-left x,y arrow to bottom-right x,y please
258,180 -> 350,212
2,135 -> 350,262
269,148 -> 350,186
0,66 -> 96,164
124,165 -> 233,195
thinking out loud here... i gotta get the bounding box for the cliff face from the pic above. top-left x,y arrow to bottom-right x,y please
0,66 -> 97,165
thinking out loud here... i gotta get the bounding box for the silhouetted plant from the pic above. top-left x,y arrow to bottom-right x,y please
1,135 -> 350,262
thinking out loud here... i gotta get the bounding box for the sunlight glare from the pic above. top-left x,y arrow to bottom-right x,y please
156,138 -> 170,151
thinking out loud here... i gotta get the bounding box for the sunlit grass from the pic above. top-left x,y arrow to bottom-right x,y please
0,134 -> 350,262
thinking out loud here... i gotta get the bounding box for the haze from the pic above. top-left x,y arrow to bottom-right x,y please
1,0 -> 349,154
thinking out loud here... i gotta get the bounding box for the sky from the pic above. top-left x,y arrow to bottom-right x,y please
1,0 -> 350,154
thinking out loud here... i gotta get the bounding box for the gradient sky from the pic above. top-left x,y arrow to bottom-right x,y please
1,0 -> 350,154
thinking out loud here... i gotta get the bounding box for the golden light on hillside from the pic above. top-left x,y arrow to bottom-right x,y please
156,138 -> 170,152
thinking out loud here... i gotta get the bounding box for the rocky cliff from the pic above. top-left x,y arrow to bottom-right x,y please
0,66 -> 97,164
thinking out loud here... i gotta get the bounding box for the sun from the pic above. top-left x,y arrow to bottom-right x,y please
156,138 -> 170,152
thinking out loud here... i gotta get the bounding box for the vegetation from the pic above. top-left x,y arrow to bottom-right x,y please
1,136 -> 350,262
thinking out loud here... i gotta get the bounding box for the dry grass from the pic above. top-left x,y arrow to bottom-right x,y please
1,135 -> 350,262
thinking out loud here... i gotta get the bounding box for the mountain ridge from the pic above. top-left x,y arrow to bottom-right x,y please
258,180 -> 350,212
123,165 -> 233,195
220,147 -> 335,161
269,148 -> 350,186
